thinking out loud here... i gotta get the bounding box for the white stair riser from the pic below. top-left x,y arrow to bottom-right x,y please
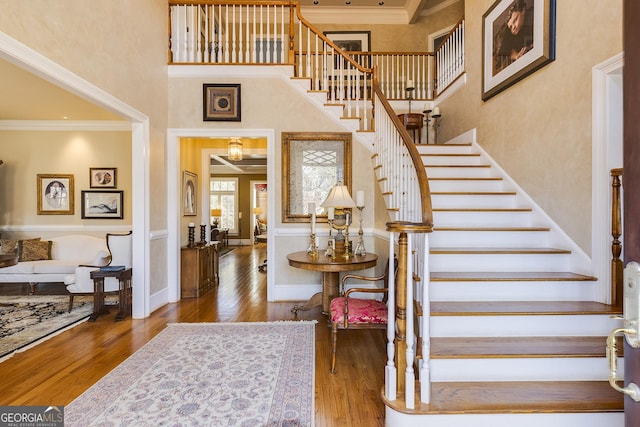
290,78 -> 311,91
428,179 -> 504,192
307,91 -> 328,104
386,410 -> 623,427
340,118 -> 360,132
420,155 -> 483,165
430,230 -> 549,247
431,193 -> 518,209
425,166 -> 494,178
429,253 -> 571,272
429,315 -> 623,337
430,358 -> 618,382
429,280 -> 596,302
323,104 -> 345,118
416,145 -> 475,155
433,210 -> 537,227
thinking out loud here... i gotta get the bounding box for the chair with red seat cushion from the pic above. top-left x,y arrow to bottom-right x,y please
329,258 -> 396,374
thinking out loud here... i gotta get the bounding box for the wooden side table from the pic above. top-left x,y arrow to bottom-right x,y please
287,251 -> 378,314
89,267 -> 132,321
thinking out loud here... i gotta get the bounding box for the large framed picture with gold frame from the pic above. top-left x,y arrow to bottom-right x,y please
282,132 -> 352,223
37,174 -> 74,215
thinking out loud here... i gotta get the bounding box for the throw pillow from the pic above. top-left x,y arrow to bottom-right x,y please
0,238 -> 40,256
18,239 -> 52,262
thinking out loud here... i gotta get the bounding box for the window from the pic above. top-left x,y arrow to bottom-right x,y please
210,177 -> 239,234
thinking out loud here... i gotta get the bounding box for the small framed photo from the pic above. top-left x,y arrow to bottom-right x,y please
37,174 -> 74,215
183,171 -> 197,216
81,190 -> 124,219
89,167 -> 117,188
203,83 -> 241,121
323,31 -> 371,52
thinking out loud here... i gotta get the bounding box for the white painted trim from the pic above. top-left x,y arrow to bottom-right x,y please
592,52 -> 624,304
300,7 -> 409,24
420,0 -> 461,17
0,31 -> 150,319
168,64 -> 293,78
167,128 -> 276,302
0,120 -> 131,131
0,225 -> 132,233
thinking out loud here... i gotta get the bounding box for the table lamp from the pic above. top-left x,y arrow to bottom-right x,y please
321,182 -> 356,257
211,209 -> 222,228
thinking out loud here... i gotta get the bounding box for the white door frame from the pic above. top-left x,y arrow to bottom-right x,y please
0,31 -> 151,318
592,52 -> 624,304
166,128 -> 275,302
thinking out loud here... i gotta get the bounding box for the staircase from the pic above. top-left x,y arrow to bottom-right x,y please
380,140 -> 624,426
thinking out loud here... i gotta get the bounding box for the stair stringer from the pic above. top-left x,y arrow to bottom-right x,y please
429,128 -> 594,278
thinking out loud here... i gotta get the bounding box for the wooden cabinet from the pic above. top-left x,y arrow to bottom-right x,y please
180,243 -> 219,298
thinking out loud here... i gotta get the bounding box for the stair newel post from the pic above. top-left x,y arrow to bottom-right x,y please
395,231 -> 409,395
385,232 -> 397,401
611,168 -> 623,307
288,4 -> 295,67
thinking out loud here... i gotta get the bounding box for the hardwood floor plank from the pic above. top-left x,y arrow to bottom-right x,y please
0,245 -> 386,426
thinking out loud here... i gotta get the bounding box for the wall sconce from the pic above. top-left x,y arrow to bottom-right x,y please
228,137 -> 243,161
211,208 -> 222,228
321,183 -> 356,257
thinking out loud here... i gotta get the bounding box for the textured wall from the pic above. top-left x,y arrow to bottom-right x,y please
437,0 -> 623,254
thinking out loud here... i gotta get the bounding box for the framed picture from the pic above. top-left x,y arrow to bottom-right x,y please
482,0 -> 556,101
323,31 -> 371,52
37,174 -> 74,215
81,190 -> 123,219
282,132 -> 352,223
203,83 -> 241,121
89,167 -> 117,188
182,171 -> 197,216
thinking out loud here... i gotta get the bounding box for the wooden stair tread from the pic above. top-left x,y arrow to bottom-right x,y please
429,177 -> 503,181
430,271 -> 596,281
383,381 -> 623,414
430,336 -> 619,358
431,191 -> 517,195
430,247 -> 571,254
433,226 -> 550,232
431,301 -> 621,316
433,207 -> 532,212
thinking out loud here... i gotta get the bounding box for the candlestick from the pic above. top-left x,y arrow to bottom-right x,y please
200,224 -> 207,244
187,223 -> 195,247
307,233 -> 318,258
353,205 -> 366,256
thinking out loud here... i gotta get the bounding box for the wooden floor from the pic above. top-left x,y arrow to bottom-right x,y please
0,244 -> 386,427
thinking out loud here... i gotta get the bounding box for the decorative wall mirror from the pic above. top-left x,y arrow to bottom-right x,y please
282,132 -> 352,223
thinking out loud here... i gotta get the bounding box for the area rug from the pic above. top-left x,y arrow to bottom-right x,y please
0,295 -> 93,360
66,321 -> 316,427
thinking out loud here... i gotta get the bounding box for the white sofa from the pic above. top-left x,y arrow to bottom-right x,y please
0,234 -> 110,294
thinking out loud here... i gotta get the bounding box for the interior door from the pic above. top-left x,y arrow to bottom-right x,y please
623,1 -> 640,423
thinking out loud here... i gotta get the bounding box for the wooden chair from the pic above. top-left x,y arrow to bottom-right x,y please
329,258 -> 397,374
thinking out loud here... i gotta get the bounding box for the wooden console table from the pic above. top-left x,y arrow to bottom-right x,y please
287,251 -> 378,314
398,113 -> 424,143
89,267 -> 132,322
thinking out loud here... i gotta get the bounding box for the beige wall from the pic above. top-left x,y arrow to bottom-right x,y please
0,0 -> 170,295
437,0 -> 623,254
0,130 -> 131,233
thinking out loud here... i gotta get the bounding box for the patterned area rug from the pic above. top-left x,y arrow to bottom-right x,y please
66,321 -> 316,427
0,295 -> 92,360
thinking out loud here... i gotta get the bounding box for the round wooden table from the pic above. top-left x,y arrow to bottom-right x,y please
287,251 -> 378,314
0,254 -> 18,268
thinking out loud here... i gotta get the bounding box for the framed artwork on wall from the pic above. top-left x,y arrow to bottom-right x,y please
183,171 -> 197,216
482,0 -> 556,101
282,132 -> 352,223
37,174 -> 74,215
203,83 -> 241,121
89,167 -> 117,188
81,190 -> 124,219
323,31 -> 371,52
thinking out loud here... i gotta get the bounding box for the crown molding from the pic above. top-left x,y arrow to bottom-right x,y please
420,0 -> 461,16
0,120 -> 131,131
300,7 -> 409,24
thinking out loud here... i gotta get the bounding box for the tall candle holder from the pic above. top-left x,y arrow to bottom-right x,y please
199,224 -> 207,244
325,227 -> 335,258
307,233 -> 318,257
353,205 -> 366,256
187,223 -> 195,247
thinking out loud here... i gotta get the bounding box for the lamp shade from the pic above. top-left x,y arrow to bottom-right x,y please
321,184 -> 356,208
228,137 -> 243,161
211,209 -> 222,217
